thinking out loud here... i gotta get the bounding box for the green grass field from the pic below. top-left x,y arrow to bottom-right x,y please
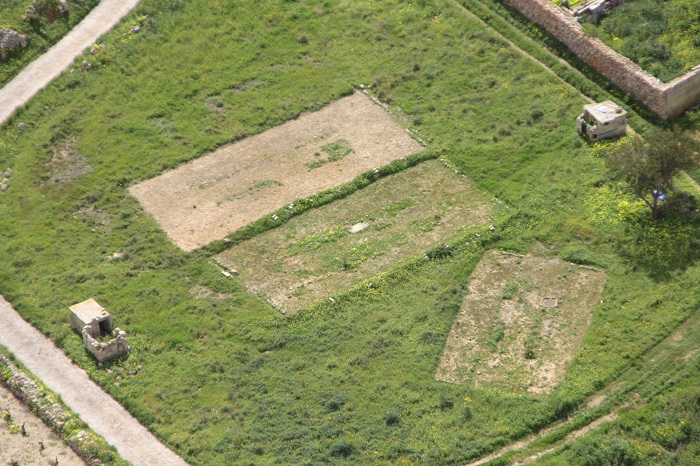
0,0 -> 100,86
1,0 -> 699,464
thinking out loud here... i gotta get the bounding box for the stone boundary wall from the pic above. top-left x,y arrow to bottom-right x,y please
0,354 -> 123,465
502,0 -> 700,119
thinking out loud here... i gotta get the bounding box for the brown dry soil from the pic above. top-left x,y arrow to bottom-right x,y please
0,383 -> 85,466
130,91 -> 424,251
216,160 -> 492,312
437,250 -> 606,393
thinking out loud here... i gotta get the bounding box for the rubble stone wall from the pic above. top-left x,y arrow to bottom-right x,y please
502,0 -> 700,119
82,326 -> 129,363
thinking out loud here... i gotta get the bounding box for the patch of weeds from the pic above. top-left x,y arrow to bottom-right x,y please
439,394 -> 455,410
487,321 -> 506,351
329,440 -> 356,457
384,197 -> 414,216
216,179 -> 283,205
425,244 -> 454,259
1,410 -> 19,434
306,139 -> 352,170
384,410 -> 401,426
293,226 -> 348,251
501,281 -> 519,300
324,394 -> 348,412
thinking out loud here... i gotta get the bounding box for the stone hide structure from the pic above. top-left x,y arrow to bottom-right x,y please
0,28 -> 28,61
502,0 -> 700,119
69,298 -> 130,363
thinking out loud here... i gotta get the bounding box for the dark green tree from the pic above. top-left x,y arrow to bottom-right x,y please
604,129 -> 698,219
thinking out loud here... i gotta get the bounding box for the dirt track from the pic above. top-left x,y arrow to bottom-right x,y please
0,0 -> 142,125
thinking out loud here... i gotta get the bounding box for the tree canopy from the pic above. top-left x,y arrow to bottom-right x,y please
604,129 -> 698,219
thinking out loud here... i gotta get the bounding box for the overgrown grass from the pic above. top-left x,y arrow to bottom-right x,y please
0,0 -> 699,464
587,0 -> 700,82
0,0 -> 100,86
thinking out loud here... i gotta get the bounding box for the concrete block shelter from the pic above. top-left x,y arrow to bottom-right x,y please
576,100 -> 627,142
69,298 -> 111,337
69,298 -> 129,363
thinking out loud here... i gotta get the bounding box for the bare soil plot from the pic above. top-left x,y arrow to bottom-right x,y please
130,91 -> 424,251
0,383 -> 85,466
216,160 -> 492,312
437,251 -> 606,393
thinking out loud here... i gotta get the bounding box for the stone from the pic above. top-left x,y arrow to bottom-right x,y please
349,222 -> 369,233
1,183 -> 8,191
17,123 -> 26,131
81,60 -> 91,71
130,25 -> 141,33
59,0 -> 69,15
542,297 -> 558,308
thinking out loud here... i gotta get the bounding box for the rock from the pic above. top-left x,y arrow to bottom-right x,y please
1,183 -> 8,191
17,123 -> 25,131
59,0 -> 69,15
4,168 -> 12,177
81,60 -> 91,71
127,370 -> 137,375
137,364 -> 143,370
679,207 -> 690,214
130,24 -> 141,33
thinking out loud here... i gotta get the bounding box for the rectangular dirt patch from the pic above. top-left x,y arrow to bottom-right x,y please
129,92 -> 424,251
216,160 -> 492,312
436,250 -> 606,393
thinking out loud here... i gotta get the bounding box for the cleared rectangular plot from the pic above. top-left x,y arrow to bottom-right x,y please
216,160 -> 492,312
437,250 -> 606,393
129,92 -> 423,251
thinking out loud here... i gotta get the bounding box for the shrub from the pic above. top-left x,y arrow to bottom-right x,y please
384,410 -> 401,426
329,440 -> 356,457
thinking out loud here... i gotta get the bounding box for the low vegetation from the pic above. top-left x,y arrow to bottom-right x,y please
0,0 -> 699,464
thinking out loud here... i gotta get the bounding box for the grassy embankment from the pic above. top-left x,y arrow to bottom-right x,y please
0,0 -> 100,86
0,0 -> 699,464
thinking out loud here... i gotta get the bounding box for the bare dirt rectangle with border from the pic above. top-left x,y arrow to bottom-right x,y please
216,160 -> 493,312
129,92 -> 424,251
437,250 -> 606,394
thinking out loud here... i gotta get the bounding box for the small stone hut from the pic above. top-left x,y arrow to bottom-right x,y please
576,100 -> 627,142
69,299 -> 129,363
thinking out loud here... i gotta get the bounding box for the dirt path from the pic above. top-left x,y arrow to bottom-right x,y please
0,296 -> 188,466
0,0 -> 141,125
